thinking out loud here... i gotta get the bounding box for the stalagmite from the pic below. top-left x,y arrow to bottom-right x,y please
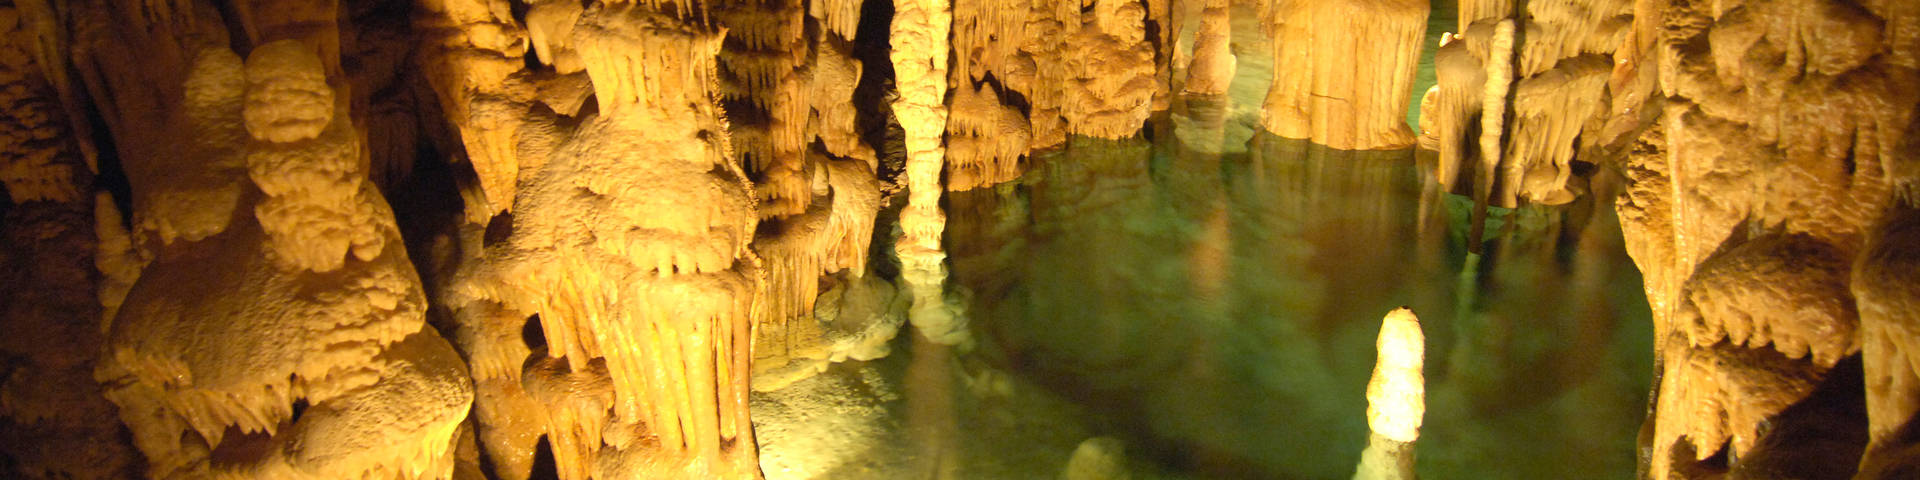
1352,308 -> 1422,480
1060,437 -> 1130,480
1366,307 -> 1425,444
1261,0 -> 1428,150
892,0 -> 969,347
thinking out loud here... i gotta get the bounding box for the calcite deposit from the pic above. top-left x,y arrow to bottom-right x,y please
1610,0 -> 1920,477
2,0 -> 1917,478
1261,0 -> 1428,150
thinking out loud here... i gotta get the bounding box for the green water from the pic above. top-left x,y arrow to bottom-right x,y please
943,118 -> 1652,478
754,2 -> 1652,477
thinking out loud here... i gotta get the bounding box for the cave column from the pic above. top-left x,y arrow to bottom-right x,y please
1260,0 -> 1428,150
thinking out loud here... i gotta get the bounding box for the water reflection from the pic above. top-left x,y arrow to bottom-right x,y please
943,98 -> 1652,478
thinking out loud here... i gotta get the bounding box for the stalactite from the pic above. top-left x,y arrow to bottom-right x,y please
415,0 -> 534,217
946,81 -> 1030,191
1017,0 -> 1079,150
1182,0 -> 1234,96
717,0 -> 812,218
1261,0 -> 1428,150
1473,20 -> 1514,212
812,0 -> 864,39
945,0 -> 1031,190
1427,0 -> 1631,205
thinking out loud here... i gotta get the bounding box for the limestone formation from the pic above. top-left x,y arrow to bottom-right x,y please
1366,307 -> 1424,443
1425,0 -> 1632,205
1614,0 -> 1920,477
892,0 -> 969,347
0,9 -> 142,475
1857,201 -> 1920,472
451,5 -> 763,478
77,20 -> 472,478
13,0 -> 1920,478
1262,0 -> 1428,150
1353,308 -> 1422,480
1181,0 -> 1234,96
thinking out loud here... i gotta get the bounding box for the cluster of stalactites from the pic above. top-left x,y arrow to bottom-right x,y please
1614,0 -> 1920,477
415,0 -> 536,218
1423,0 -> 1630,205
944,0 -> 1031,191
750,155 -> 884,376
70,5 -> 476,472
456,4 -> 764,477
715,0 -> 814,218
1059,0 -> 1157,140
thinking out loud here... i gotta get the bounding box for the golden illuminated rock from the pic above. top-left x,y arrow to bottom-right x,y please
82,27 -> 471,479
1617,0 -> 1920,477
1366,307 -> 1424,443
1856,201 -> 1920,472
1261,0 -> 1427,150
892,0 -> 969,347
1426,0 -> 1631,205
450,5 -> 763,478
1181,0 -> 1234,96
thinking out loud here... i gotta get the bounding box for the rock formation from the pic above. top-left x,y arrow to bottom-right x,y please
1353,307 -> 1421,480
1610,0 -> 1920,477
0,6 -> 142,476
1261,0 -> 1428,150
74,10 -> 474,475
1424,0 -> 1631,206
10,0 -> 1919,478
